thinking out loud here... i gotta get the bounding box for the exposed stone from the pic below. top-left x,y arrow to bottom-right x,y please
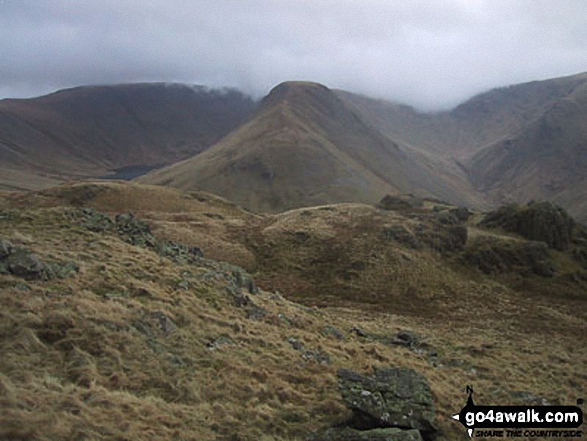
206,336 -> 235,351
321,325 -> 346,341
350,325 -> 367,337
287,337 -> 331,364
337,367 -> 437,441
481,202 -> 575,251
8,249 -> 52,280
0,239 -> 13,259
176,280 -> 190,291
80,208 -> 113,232
151,311 -> 177,336
231,268 -> 257,294
390,330 -> 422,348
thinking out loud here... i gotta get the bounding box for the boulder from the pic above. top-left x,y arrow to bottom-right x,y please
337,368 -> 437,441
7,249 -> 52,280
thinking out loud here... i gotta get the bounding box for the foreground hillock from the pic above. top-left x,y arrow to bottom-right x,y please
1,182 -> 586,440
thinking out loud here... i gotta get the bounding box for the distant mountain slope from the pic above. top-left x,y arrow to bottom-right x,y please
338,72 -> 587,222
467,80 -> 587,218
139,82 -> 482,212
0,83 -> 256,190
337,72 -> 587,159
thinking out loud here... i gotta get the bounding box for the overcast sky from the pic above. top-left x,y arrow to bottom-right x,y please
1,0 -> 586,110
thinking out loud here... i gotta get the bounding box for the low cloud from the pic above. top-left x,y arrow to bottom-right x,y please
1,0 -> 586,110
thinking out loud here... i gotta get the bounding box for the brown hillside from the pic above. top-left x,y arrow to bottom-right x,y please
1,181 -> 585,440
0,83 -> 256,190
338,72 -> 587,222
467,80 -> 587,222
139,82 -> 483,212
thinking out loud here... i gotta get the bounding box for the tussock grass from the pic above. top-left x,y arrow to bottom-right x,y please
1,182 -> 585,440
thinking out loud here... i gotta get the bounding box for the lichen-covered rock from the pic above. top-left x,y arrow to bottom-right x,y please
337,368 -> 437,441
80,208 -> 113,232
7,249 -> 52,280
481,202 -> 575,251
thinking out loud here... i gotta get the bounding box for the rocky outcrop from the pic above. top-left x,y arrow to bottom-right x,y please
76,208 -> 203,263
0,239 -> 79,280
378,195 -> 424,212
481,202 -> 575,251
312,368 -> 437,441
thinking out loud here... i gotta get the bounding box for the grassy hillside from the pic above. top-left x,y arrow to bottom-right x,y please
338,72 -> 587,223
0,83 -> 256,190
139,82 -> 483,212
1,181 -> 585,440
467,80 -> 587,222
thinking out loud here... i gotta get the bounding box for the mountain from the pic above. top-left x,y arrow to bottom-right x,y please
466,79 -> 587,216
139,81 -> 483,212
338,72 -> 587,222
2,73 -> 587,220
0,83 -> 256,190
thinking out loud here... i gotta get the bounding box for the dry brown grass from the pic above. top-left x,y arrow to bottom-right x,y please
1,182 -> 586,440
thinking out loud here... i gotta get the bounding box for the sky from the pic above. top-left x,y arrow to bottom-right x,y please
1,0 -> 586,110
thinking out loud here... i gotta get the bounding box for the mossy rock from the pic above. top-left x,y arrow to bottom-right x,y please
481,202 -> 575,251
337,368 -> 437,440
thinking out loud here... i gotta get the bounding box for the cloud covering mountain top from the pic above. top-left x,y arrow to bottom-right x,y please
1,0 -> 586,110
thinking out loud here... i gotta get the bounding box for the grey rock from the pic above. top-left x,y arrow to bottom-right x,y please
151,311 -> 177,336
0,240 -> 13,259
481,202 -> 575,251
8,250 -> 52,280
337,368 -> 437,441
176,280 -> 190,290
207,336 -> 235,351
321,325 -> 346,341
351,325 -> 368,337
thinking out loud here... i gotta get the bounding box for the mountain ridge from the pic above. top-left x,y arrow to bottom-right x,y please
138,81 -> 484,212
0,83 -> 256,190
